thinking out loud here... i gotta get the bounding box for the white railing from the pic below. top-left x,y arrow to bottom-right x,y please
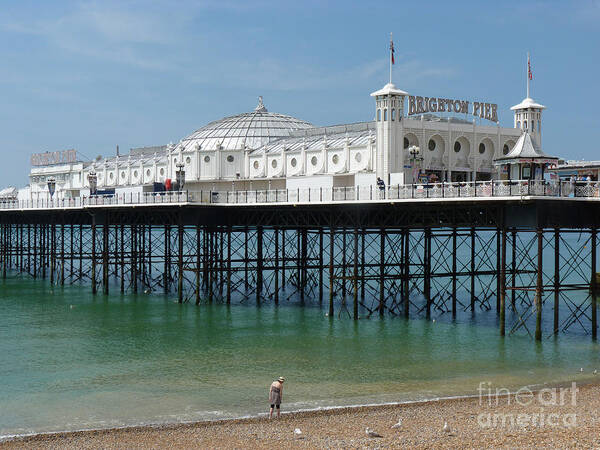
0,180 -> 598,210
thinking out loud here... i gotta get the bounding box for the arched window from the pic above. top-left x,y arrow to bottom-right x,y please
384,109 -> 388,121
524,120 -> 527,129
531,121 -> 534,131
538,121 -> 541,132
377,109 -> 381,121
516,121 -> 521,129
391,109 -> 396,121
404,137 -> 409,149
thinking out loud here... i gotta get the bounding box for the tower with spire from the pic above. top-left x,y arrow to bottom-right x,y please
370,33 -> 408,183
510,52 -> 545,148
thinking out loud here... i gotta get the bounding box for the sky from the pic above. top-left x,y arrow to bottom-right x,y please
0,0 -> 599,187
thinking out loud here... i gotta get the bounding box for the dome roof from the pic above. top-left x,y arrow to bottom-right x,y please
179,98 -> 314,151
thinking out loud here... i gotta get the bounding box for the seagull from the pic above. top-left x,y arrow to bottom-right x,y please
391,418 -> 402,429
594,369 -> 597,375
294,428 -> 304,439
144,288 -> 150,294
69,305 -> 75,309
443,421 -> 451,433
365,427 -> 383,438
580,368 -> 584,372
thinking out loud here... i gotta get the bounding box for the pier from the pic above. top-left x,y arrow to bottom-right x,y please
1,180 -> 599,340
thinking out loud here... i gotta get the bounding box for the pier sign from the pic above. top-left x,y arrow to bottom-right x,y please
31,149 -> 77,166
408,95 -> 498,122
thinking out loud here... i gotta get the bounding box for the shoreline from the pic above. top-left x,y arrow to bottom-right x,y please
3,380 -> 599,448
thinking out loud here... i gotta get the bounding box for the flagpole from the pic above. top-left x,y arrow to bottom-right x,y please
389,32 -> 393,84
527,52 -> 530,98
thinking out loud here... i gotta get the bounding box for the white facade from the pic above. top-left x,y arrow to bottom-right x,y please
23,82 -> 545,198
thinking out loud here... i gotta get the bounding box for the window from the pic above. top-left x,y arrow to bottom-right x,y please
355,152 -> 362,163
524,120 -> 527,129
428,139 -> 436,151
311,156 -> 318,166
133,170 -> 138,178
160,168 -> 165,176
517,121 -> 521,129
271,159 -> 277,168
478,143 -> 485,154
538,121 -> 541,132
391,109 -> 396,121
253,161 -> 259,169
454,141 -> 461,153
186,157 -> 191,164
503,144 -> 509,155
290,158 -> 297,168
146,169 -> 151,177
531,121 -> 534,131
174,158 -> 177,164
383,109 -> 388,121
121,171 -> 126,178
404,137 -> 409,149
110,172 -> 114,180
332,154 -> 339,164
204,155 -> 210,163
227,155 -> 234,163
377,109 -> 381,121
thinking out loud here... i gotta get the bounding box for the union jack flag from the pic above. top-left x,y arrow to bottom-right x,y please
528,55 -> 533,80
390,38 -> 395,65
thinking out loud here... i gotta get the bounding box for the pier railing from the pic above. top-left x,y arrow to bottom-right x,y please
1,180 -> 599,210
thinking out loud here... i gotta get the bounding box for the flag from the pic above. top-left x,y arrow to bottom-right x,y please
390,38 -> 395,65
528,54 -> 533,80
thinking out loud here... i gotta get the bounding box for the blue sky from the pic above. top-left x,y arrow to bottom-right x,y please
1,0 -> 598,187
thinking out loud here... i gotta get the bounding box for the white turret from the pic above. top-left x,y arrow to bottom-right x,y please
511,53 -> 545,148
370,83 -> 408,183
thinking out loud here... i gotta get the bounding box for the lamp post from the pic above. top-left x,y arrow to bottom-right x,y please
87,169 -> 97,196
408,145 -> 423,183
175,161 -> 185,191
47,177 -> 56,201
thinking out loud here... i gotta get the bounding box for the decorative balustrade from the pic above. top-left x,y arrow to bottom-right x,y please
0,180 -> 599,210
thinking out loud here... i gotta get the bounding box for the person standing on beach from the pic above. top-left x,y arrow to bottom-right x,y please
269,377 -> 285,419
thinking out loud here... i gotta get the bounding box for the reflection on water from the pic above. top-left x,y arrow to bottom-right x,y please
0,276 -> 598,437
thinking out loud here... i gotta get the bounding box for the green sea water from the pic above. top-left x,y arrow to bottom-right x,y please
0,275 -> 598,438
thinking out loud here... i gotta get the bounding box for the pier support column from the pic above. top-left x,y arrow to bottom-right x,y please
403,229 -> 410,318
196,225 -> 201,305
554,229 -> 560,335
274,227 -> 279,306
256,226 -> 263,304
424,228 -> 431,320
120,225 -> 125,293
131,224 -> 137,294
535,228 -> 543,341
452,228 -> 457,319
227,226 -> 232,305
592,228 -> 597,340
328,227 -> 334,317
102,216 -> 109,295
470,227 -> 476,312
318,228 -> 323,304
178,221 -> 184,303
60,222 -> 65,285
91,219 -> 97,295
353,228 -> 358,320
500,228 -> 507,336
379,228 -> 385,317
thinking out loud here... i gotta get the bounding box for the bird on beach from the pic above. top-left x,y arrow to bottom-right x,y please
294,428 -> 304,439
580,367 -> 584,372
594,369 -> 598,375
442,421 -> 451,433
391,418 -> 402,429
365,427 -> 383,438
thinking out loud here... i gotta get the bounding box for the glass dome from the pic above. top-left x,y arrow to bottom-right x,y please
180,98 -> 314,151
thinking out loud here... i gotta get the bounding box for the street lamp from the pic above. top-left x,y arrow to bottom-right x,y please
47,177 -> 56,200
408,145 -> 423,183
175,161 -> 185,191
87,168 -> 98,195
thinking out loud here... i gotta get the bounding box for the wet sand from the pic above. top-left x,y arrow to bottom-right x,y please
3,383 -> 599,449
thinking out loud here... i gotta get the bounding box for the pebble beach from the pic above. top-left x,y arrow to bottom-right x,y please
3,382 -> 599,449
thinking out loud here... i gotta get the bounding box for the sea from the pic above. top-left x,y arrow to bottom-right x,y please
1,274 -> 598,439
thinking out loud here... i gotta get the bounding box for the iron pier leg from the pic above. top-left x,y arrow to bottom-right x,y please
131,224 -> 137,294
403,229 -> 410,318
196,225 -> 201,305
592,228 -> 597,340
425,228 -> 432,320
256,226 -> 263,305
554,229 -> 560,335
470,227 -> 475,312
328,227 -> 334,317
496,229 -> 501,314
319,228 -> 323,304
178,221 -> 183,303
60,222 -> 65,285
500,228 -> 507,336
452,228 -> 457,319
227,226 -> 232,305
274,227 -> 279,306
102,216 -> 109,294
164,225 -> 169,294
91,219 -> 97,294
379,227 -> 385,317
120,224 -> 125,293
535,228 -> 543,341
353,228 -> 359,320
511,230 -> 516,308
